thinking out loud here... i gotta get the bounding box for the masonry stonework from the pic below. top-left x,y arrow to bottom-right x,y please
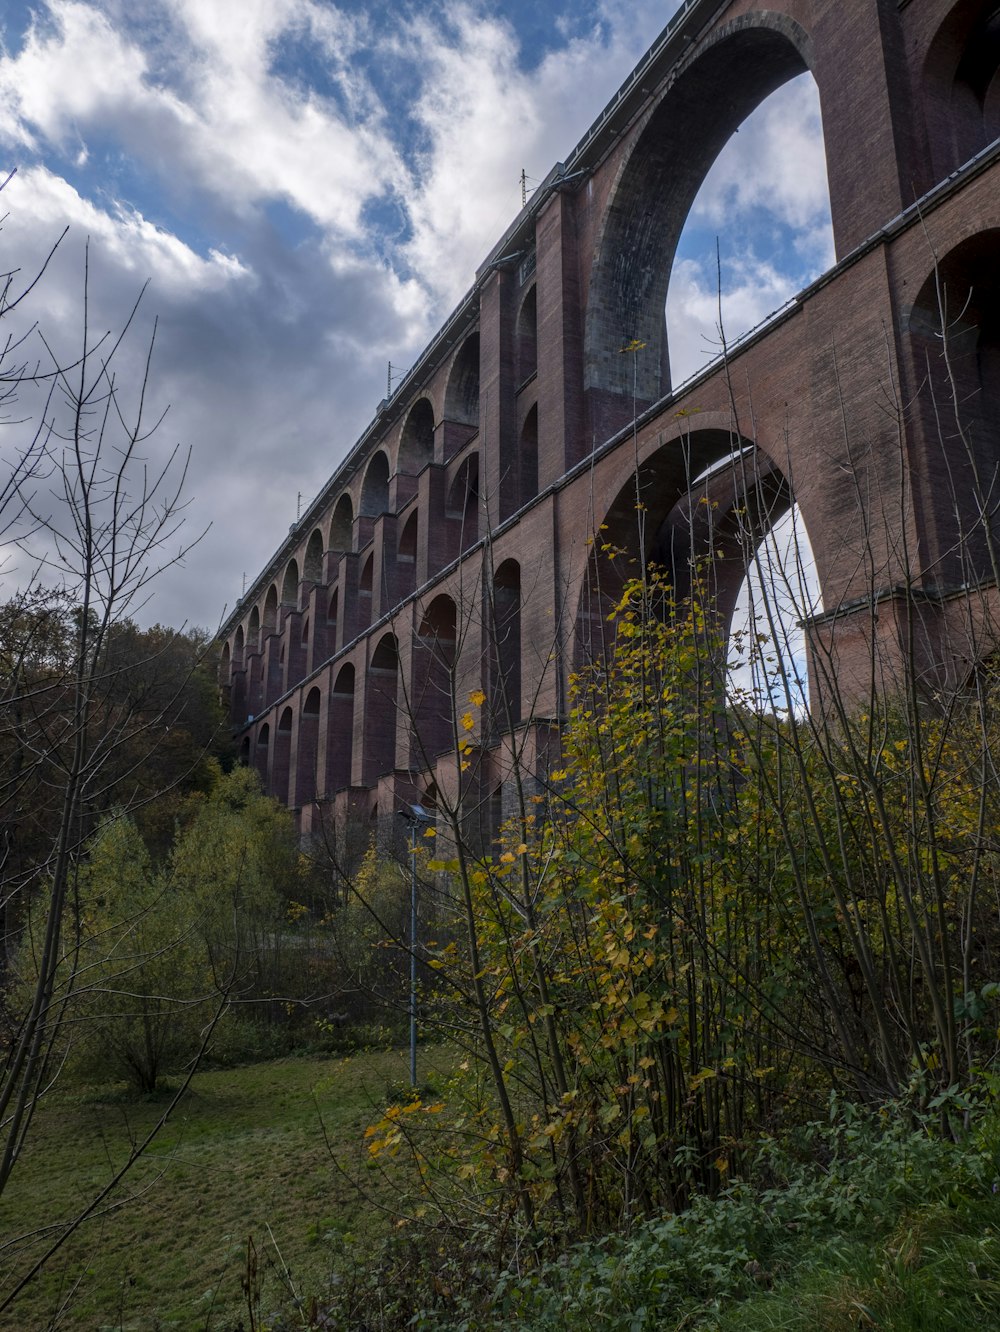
220,0 -> 1000,840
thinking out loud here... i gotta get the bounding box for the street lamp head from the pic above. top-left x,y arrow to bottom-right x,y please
397,803 -> 433,826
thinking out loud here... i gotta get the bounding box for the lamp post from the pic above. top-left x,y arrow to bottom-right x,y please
397,803 -> 432,1087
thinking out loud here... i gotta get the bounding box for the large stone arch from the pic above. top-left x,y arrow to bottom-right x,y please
573,423 -> 800,670
584,13 -> 815,411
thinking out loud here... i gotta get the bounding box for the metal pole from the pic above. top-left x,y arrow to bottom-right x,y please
409,818 -> 418,1087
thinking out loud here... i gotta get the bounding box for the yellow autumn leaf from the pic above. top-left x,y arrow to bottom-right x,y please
461,712 -> 475,731
469,688 -> 486,707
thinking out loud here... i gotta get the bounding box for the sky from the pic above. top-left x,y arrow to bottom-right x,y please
0,0 -> 834,634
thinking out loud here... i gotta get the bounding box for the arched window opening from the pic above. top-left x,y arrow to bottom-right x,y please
273,706 -> 294,805
254,721 -> 270,785
234,624 -> 245,664
220,641 -> 231,683
516,285 -> 537,385
361,451 -> 390,517
491,560 -> 521,730
297,687 -> 322,808
248,607 -> 260,651
416,596 -> 457,760
281,559 -> 299,607
328,663 -> 356,793
304,528 -> 324,583
399,398 -> 435,472
444,333 -> 480,427
330,494 -> 354,553
665,73 -> 832,387
447,455 -> 480,558
366,634 -> 399,782
263,585 -> 279,634
518,406 -> 538,509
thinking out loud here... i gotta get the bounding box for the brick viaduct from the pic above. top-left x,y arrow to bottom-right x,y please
219,0 -> 1000,842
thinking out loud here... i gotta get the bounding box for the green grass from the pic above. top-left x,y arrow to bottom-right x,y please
0,1045 -> 452,1331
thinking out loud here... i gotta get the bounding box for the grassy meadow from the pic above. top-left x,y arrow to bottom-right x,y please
0,1046 -> 451,1331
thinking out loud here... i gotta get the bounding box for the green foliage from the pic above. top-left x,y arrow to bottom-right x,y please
364,567 -> 1000,1244
291,1097 -> 1000,1331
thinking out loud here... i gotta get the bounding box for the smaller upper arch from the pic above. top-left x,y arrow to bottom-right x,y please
263,584 -> 279,633
329,493 -> 354,553
516,285 -> 537,385
303,528 -> 324,582
444,333 -> 481,426
398,397 -> 435,472
248,605 -> 261,649
371,631 -> 399,672
360,450 -> 391,517
304,685 -> 322,716
281,558 -> 299,606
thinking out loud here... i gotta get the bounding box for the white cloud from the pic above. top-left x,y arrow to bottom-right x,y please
691,75 -> 833,240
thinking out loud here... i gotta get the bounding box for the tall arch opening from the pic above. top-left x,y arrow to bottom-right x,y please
303,528 -> 324,583
415,594 -> 457,761
366,634 -> 399,782
254,721 -> 270,785
297,687 -> 322,807
518,406 -> 538,510
361,451 -> 390,517
516,286 -> 537,385
330,494 -> 354,553
665,72 -> 833,385
490,560 -> 521,731
443,333 -> 480,459
281,558 -> 299,608
274,707 -> 294,805
233,623 -> 245,666
585,19 -> 825,425
575,428 -> 818,710
262,585 -> 279,635
447,455 -> 480,559
328,663 -> 355,793
399,398 -> 435,473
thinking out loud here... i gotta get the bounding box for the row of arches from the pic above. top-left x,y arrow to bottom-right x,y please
237,562 -> 523,809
